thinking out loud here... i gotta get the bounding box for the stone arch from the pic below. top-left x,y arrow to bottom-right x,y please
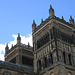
68,71 -> 72,75
50,72 -> 54,75
2,71 -> 11,75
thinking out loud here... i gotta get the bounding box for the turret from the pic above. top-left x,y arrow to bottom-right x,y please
32,20 -> 36,33
69,16 -> 74,24
5,43 -> 9,54
17,33 -> 21,45
49,5 -> 55,18
62,16 -> 64,20
11,44 -> 13,48
41,19 -> 43,23
28,42 -> 30,49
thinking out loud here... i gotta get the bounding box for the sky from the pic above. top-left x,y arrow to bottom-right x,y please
0,0 -> 75,61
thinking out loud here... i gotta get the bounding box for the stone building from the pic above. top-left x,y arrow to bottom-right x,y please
0,5 -> 75,75
5,33 -> 33,67
0,33 -> 34,75
32,5 -> 75,75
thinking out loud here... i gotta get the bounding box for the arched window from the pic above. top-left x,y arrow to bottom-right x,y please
68,54 -> 72,65
63,52 -> 66,64
44,57 -> 47,67
38,60 -> 41,71
50,53 -> 53,64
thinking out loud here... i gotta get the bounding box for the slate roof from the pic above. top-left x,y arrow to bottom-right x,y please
0,60 -> 35,74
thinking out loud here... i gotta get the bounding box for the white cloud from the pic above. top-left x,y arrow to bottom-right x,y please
0,44 -> 5,61
0,33 -> 32,61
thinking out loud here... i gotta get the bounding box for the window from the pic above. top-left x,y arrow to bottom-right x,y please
44,57 -> 47,67
63,52 -> 66,64
68,54 -> 72,65
22,56 -> 33,66
50,53 -> 53,64
9,57 -> 16,64
37,33 -> 49,49
38,60 -> 41,71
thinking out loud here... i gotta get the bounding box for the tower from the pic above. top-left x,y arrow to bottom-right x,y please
32,5 -> 75,75
5,43 -> 9,55
5,33 -> 33,68
17,33 -> 21,45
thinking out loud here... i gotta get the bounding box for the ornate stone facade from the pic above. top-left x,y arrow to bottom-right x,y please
32,5 -> 75,75
0,5 -> 75,75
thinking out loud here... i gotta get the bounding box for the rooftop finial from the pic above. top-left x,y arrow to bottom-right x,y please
18,33 -> 20,37
28,42 -> 30,49
50,5 -> 52,9
41,19 -> 43,23
6,43 -> 8,47
17,33 -> 21,45
69,15 -> 74,24
70,15 -> 72,20
62,16 -> 64,20
5,43 -> 9,54
33,20 -> 35,24
32,19 -> 36,33
12,44 -> 13,48
49,5 -> 55,18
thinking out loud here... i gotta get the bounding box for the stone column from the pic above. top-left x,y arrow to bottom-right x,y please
16,47 -> 22,65
71,53 -> 74,66
65,53 -> 69,65
58,50 -> 62,62
34,60 -> 38,73
33,38 -> 36,51
53,51 -> 57,63
48,30 -> 51,41
47,55 -> 50,66
16,55 -> 19,64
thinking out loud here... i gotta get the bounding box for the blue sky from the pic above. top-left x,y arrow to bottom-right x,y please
0,0 -> 75,60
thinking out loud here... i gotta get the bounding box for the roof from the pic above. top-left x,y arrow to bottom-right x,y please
35,16 -> 75,32
0,60 -> 35,74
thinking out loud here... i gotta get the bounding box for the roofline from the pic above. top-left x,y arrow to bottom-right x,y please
0,60 -> 35,74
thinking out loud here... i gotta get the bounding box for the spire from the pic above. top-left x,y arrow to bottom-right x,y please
17,33 -> 21,45
50,5 -> 52,9
12,44 -> 13,48
5,43 -> 9,54
49,5 -> 55,18
32,20 -> 36,33
33,20 -> 36,24
69,15 -> 74,24
62,16 -> 64,20
41,19 -> 43,23
28,42 -> 30,49
5,43 -> 9,50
